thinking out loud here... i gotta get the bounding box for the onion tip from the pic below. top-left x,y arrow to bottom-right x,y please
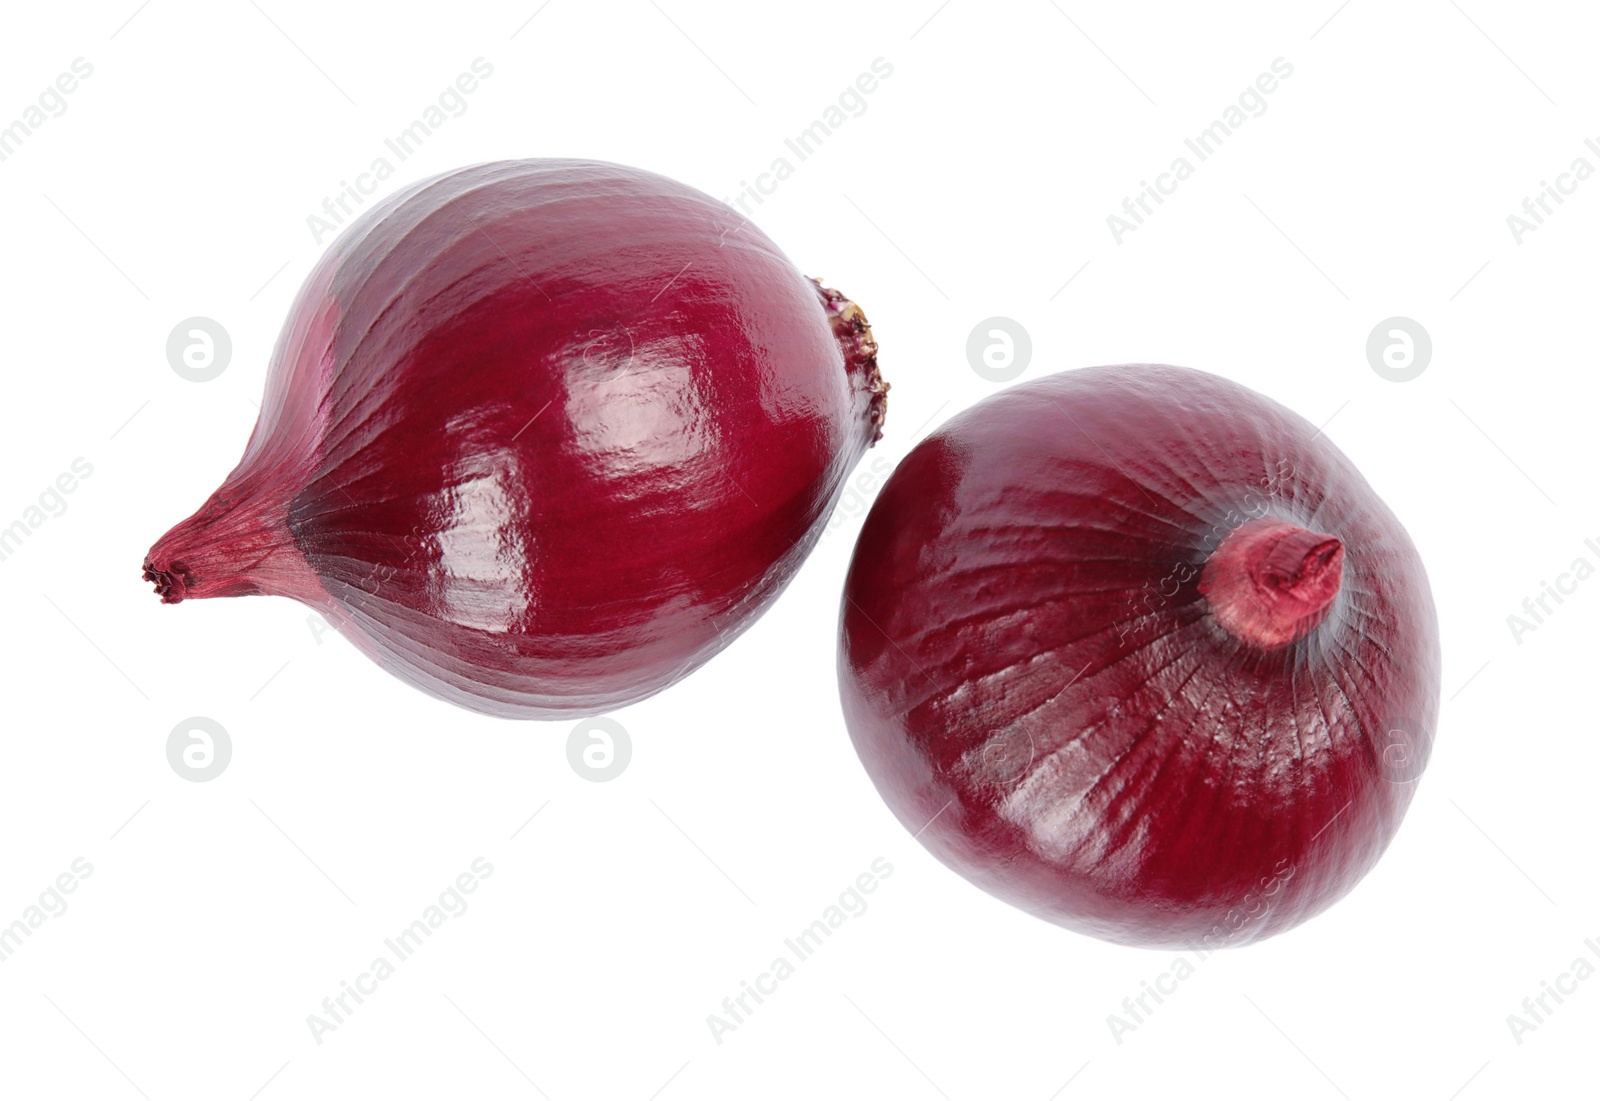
1198,518 -> 1344,648
813,278 -> 888,443
142,558 -> 191,604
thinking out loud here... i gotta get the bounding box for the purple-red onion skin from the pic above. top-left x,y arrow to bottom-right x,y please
147,160 -> 885,717
839,365 -> 1439,948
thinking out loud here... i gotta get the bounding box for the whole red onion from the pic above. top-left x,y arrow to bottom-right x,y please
146,159 -> 886,717
838,365 -> 1438,948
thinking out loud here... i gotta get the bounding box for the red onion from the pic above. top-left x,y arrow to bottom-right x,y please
145,159 -> 887,717
838,365 -> 1438,948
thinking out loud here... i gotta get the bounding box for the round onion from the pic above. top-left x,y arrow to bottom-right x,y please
145,159 -> 887,717
838,364 -> 1438,948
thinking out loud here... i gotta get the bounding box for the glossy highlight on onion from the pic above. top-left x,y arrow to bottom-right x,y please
145,159 -> 887,718
838,365 -> 1438,948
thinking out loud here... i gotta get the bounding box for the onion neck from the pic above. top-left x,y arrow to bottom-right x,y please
1198,519 -> 1343,648
144,471 -> 323,605
813,278 -> 888,444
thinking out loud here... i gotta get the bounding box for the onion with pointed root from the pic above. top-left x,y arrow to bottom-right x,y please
146,159 -> 887,718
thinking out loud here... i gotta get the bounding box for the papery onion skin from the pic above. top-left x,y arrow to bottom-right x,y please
145,159 -> 886,718
838,365 -> 1438,949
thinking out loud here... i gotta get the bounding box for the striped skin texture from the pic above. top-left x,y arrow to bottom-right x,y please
839,365 -> 1438,948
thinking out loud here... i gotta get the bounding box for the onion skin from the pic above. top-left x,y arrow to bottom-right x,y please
838,365 -> 1439,948
146,159 -> 886,717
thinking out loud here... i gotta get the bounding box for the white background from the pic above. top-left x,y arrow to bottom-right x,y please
1,1 -> 1594,1098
